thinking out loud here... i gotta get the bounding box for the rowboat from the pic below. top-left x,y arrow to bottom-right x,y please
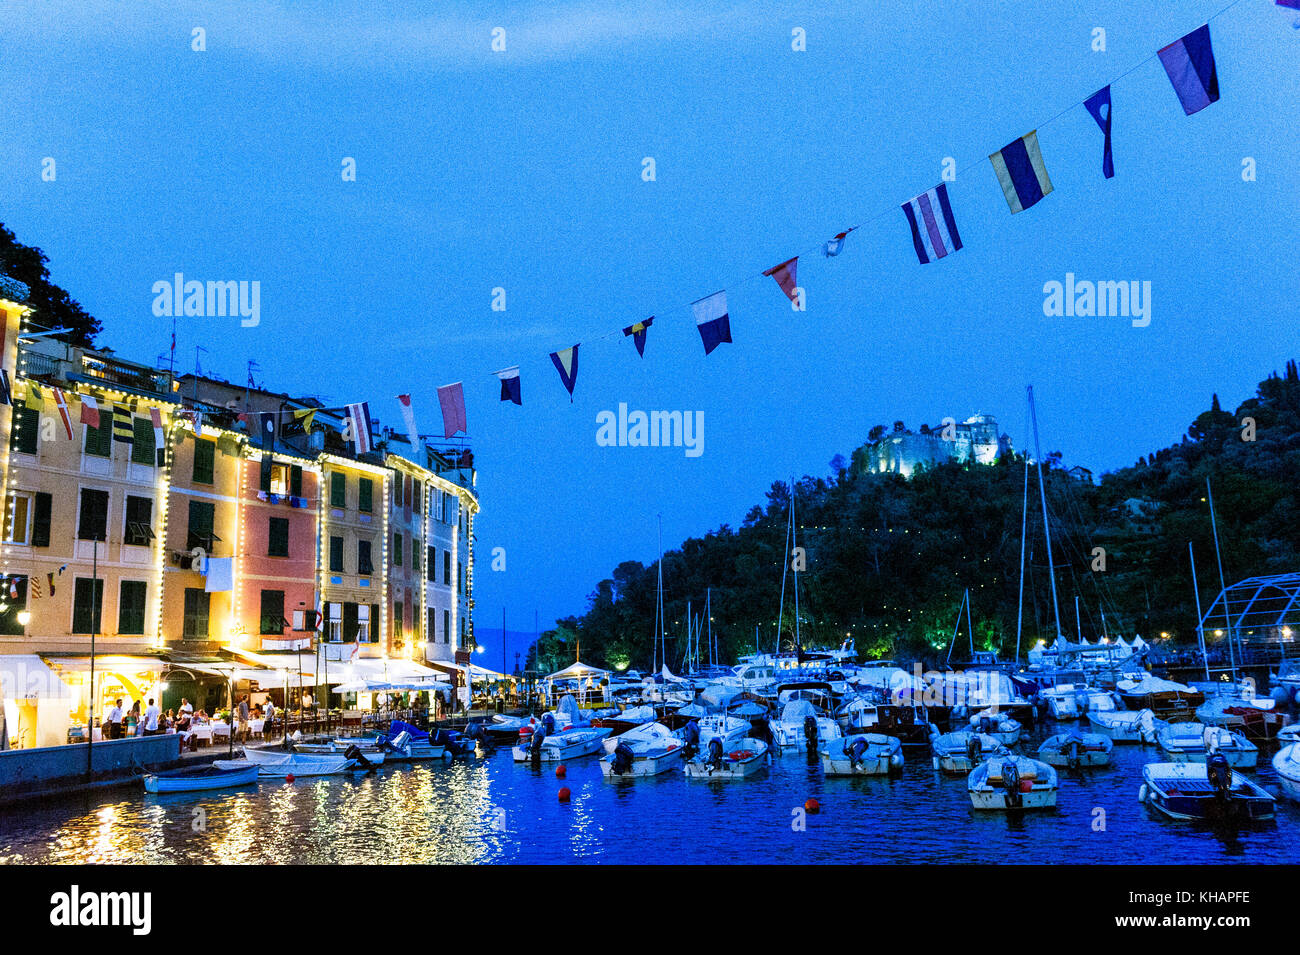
512,727 -> 611,762
684,738 -> 769,779
217,748 -> 378,777
968,756 -> 1058,810
1037,732 -> 1113,768
931,731 -> 1008,774
1195,695 -> 1290,742
820,733 -> 903,776
1139,759 -> 1275,821
1156,722 -> 1258,768
143,763 -> 260,793
1272,743 -> 1300,802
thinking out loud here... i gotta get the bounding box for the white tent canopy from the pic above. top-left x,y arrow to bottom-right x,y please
545,661 -> 609,682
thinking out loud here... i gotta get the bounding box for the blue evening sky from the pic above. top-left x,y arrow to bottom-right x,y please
1,1 -> 1296,664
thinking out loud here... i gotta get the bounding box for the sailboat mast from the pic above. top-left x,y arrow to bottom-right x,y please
791,478 -> 801,649
1014,457 -> 1029,663
654,514 -> 664,673
1206,478 -> 1236,676
707,588 -> 713,668
1028,386 -> 1063,639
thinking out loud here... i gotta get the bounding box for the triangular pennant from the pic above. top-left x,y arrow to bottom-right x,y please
823,229 -> 854,257
549,345 -> 580,400
1083,86 -> 1114,179
622,317 -> 653,357
762,257 -> 799,305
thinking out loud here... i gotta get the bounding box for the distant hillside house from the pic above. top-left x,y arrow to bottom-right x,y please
861,414 -> 1011,478
1068,465 -> 1094,484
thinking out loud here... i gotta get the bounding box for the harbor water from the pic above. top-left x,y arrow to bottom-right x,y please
2,721 -> 1297,864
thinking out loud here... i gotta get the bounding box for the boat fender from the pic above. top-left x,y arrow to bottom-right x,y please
1138,783 -> 1149,803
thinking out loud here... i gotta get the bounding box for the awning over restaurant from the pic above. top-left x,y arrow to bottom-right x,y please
545,661 -> 608,682
1,654 -> 75,699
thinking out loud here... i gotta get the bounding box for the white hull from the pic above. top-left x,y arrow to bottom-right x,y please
1157,724 -> 1258,768
968,757 -> 1058,811
969,788 -> 1057,810
1037,733 -> 1113,768
684,739 -> 769,779
512,728 -> 611,762
820,734 -> 903,776
1274,744 -> 1300,802
1087,710 -> 1163,743
600,748 -> 685,778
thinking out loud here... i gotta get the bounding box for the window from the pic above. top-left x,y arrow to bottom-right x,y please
4,492 -> 31,544
358,477 -> 372,513
130,415 -> 155,465
443,551 -> 451,588
260,590 -> 285,634
330,472 -> 346,508
118,580 -> 147,634
326,602 -> 342,642
73,577 -> 105,634
443,609 -> 450,644
268,517 -> 289,557
0,576 -> 28,635
124,495 -> 154,546
84,412 -> 112,457
289,464 -> 302,498
10,405 -> 39,454
182,588 -> 210,639
391,474 -> 402,508
186,500 -> 216,551
358,539 -> 374,576
412,538 -> 420,574
393,602 -> 403,641
427,546 -> 435,582
329,535 -> 344,573
412,483 -> 421,514
31,493 -> 51,547
393,532 -> 403,566
426,608 -> 435,644
78,488 -> 109,541
193,438 -> 215,484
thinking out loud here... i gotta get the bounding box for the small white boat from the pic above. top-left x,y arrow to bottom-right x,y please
1088,707 -> 1165,743
1139,759 -> 1275,821
820,733 -> 903,776
1039,684 -> 1084,720
143,763 -> 260,793
600,725 -> 685,778
684,738 -> 769,779
1273,743 -> 1300,802
769,699 -> 842,751
221,748 -> 378,777
1082,690 -> 1119,716
1037,732 -> 1113,768
1278,724 -> 1300,746
968,709 -> 1021,747
513,727 -> 611,762
1157,722 -> 1258,768
931,731 -> 1008,774
696,714 -> 750,749
968,756 -> 1058,810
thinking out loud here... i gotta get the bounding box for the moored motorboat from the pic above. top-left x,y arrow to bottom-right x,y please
1087,707 -> 1165,743
599,722 -> 685,778
968,709 -> 1021,747
968,756 -> 1058,810
1139,757 -> 1275,821
768,699 -> 842,751
1039,684 -> 1085,720
839,701 -> 940,746
592,704 -> 658,736
1272,743 -> 1300,803
1195,695 -> 1290,743
1117,674 -> 1203,722
684,738 -> 769,779
215,749 -> 370,777
930,731 -> 1008,774
513,726 -> 611,762
1037,732 -> 1113,769
820,733 -> 903,776
1157,722 -> 1258,769
143,763 -> 260,793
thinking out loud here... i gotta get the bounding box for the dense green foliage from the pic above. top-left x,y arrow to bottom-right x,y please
0,222 -> 101,346
530,364 -> 1300,674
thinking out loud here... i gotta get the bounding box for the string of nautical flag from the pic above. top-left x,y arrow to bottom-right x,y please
477,3 -> 1267,407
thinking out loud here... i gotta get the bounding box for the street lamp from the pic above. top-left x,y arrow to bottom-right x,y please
17,611 -> 30,626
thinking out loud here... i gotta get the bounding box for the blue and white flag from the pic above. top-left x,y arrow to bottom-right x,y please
693,291 -> 731,355
496,366 -> 522,405
902,183 -> 962,264
823,228 -> 854,257
346,402 -> 374,453
550,345 -> 579,400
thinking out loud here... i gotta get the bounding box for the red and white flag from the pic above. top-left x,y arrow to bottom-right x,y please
78,394 -> 100,429
396,394 -> 421,449
52,388 -> 74,439
436,382 -> 467,438
149,407 -> 165,449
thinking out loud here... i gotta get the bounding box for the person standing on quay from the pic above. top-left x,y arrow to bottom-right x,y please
237,694 -> 250,743
143,698 -> 160,737
107,698 -> 124,740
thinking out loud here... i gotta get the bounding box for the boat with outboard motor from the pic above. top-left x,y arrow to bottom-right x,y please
1156,722 -> 1258,769
930,731 -> 1008,774
1087,707 -> 1165,743
1117,673 -> 1203,721
1037,732 -> 1113,768
768,698 -> 842,751
968,755 -> 1058,810
1195,694 -> 1290,743
143,763 -> 261,793
1139,756 -> 1275,821
684,737 -> 769,779
820,733 -> 903,776
838,699 -> 941,746
599,721 -> 686,777
1038,684 -> 1088,720
968,709 -> 1021,747
513,726 -> 612,762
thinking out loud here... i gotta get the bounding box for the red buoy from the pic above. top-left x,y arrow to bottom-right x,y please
285,774 -> 296,783
558,787 -> 571,802
1019,779 -> 1033,793
555,765 -> 567,778
804,798 -> 821,814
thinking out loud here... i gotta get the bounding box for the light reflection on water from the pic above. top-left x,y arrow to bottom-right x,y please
2,729 -> 1298,864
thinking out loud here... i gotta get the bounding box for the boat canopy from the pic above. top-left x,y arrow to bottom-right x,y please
778,699 -> 817,723
700,684 -> 742,707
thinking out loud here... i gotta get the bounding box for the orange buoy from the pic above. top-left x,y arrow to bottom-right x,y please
1018,779 -> 1033,793
555,765 -> 567,778
804,798 -> 821,814
558,787 -> 571,802
285,774 -> 296,783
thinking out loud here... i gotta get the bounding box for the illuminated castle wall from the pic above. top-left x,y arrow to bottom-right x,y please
862,414 -> 1011,478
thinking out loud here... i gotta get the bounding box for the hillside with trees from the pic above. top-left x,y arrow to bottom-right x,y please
529,363 -> 1300,674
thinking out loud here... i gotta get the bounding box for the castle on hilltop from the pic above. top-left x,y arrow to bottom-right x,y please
857,414 -> 1012,478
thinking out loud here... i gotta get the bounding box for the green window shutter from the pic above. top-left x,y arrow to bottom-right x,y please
342,602 -> 358,641
30,492 -> 52,547
329,536 -> 344,572
131,415 -> 155,465
289,465 -> 302,498
260,455 -> 273,492
426,546 -> 435,582
260,590 -> 285,634
393,532 -> 403,566
118,580 -> 147,634
183,588 -> 210,639
124,495 -> 154,546
72,577 -> 105,634
78,489 -> 109,541
358,540 -> 373,575
11,405 -> 39,454
330,472 -> 346,508
186,500 -> 215,550
268,517 -> 289,557
358,478 -> 372,513
193,438 -> 215,484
